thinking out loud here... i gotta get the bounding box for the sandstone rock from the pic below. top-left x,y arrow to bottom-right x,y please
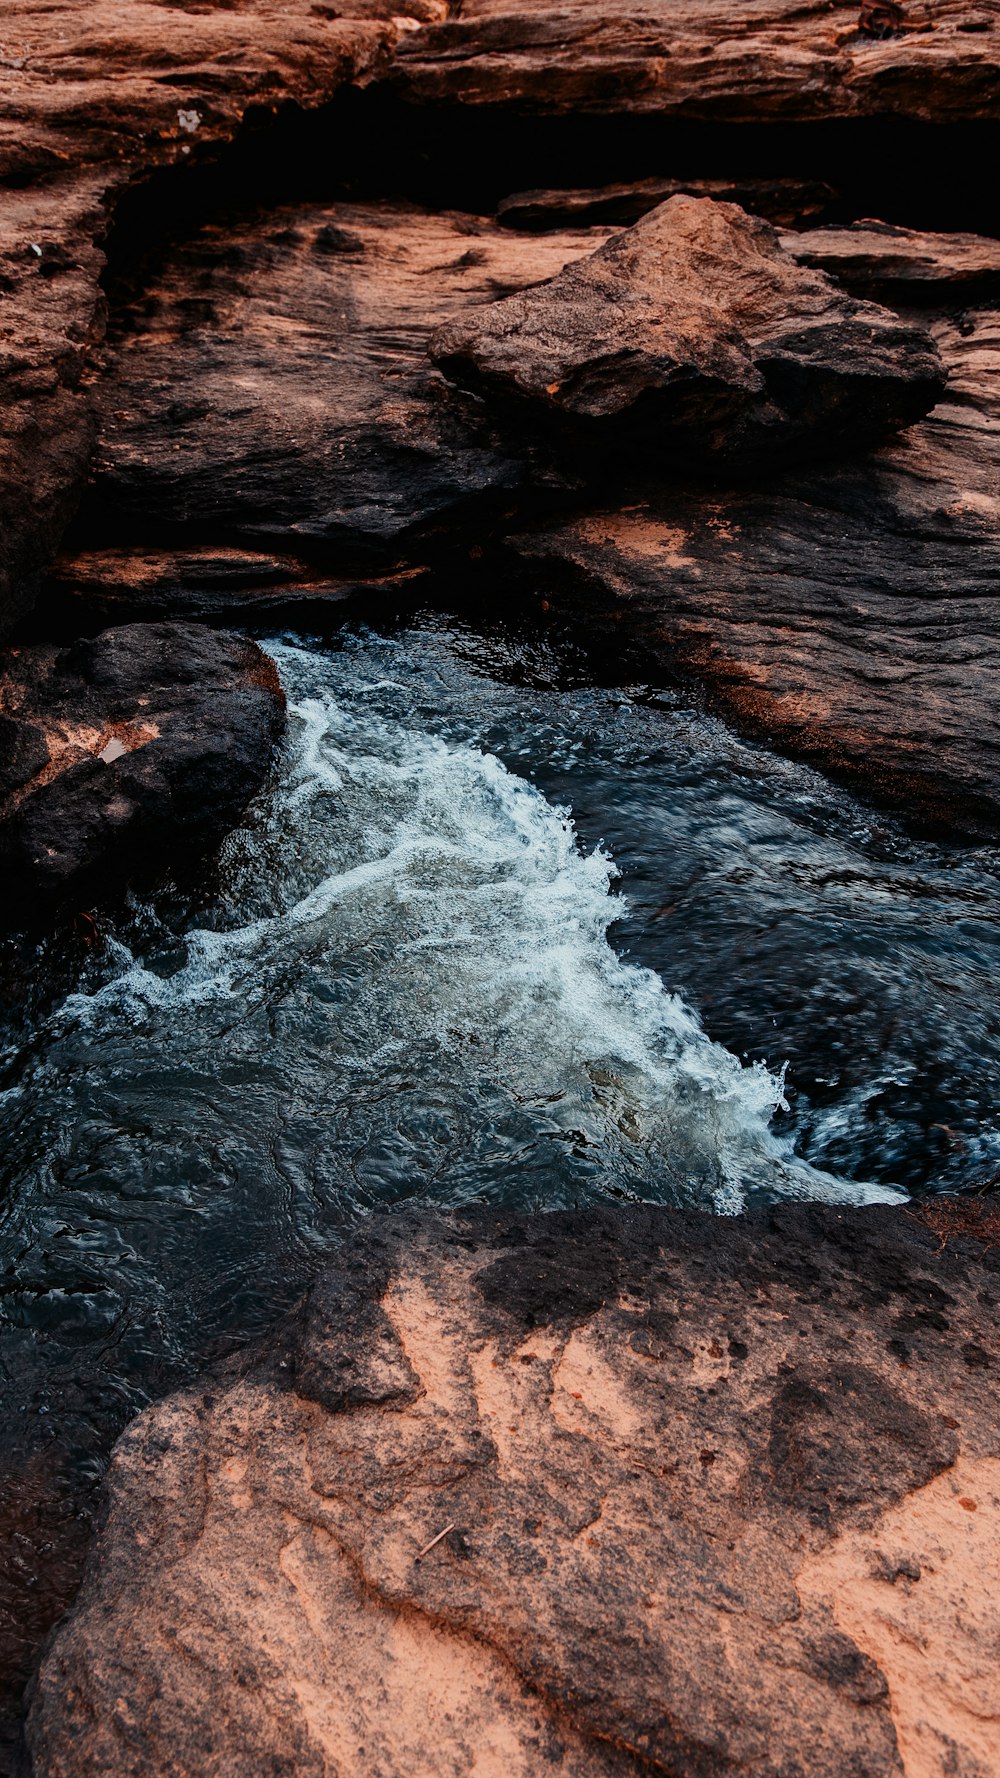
782,219 -> 1000,299
497,176 -> 840,233
61,205 -> 603,576
18,1203 -> 1000,1778
0,0 -> 402,635
507,302 -> 1000,838
429,197 -> 945,464
0,621 -> 284,913
391,0 -> 1000,123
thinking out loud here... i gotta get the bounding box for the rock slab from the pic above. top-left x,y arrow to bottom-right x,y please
0,622 -> 284,912
430,197 -> 945,463
19,1203 -> 1000,1778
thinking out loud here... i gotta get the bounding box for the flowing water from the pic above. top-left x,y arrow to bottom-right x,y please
3,618 -> 1000,1438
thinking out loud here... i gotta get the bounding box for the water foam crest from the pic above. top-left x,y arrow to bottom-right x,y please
60,642 -> 902,1211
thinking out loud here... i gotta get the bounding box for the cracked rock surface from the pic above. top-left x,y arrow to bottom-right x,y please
19,1204 -> 1000,1778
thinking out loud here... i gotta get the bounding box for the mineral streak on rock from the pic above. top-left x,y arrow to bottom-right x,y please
429,197 -> 945,464
0,621 -> 285,911
18,1204 -> 1000,1778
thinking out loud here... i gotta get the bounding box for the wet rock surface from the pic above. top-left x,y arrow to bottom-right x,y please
0,622 -> 285,912
429,196 -> 944,462
18,1203 -> 1000,1778
509,302 -> 1000,837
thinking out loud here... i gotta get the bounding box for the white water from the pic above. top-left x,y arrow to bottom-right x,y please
58,640 -> 901,1213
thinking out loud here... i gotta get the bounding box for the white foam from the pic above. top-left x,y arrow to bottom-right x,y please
61,642 -> 903,1211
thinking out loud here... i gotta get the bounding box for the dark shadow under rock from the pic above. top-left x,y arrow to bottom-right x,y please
0,621 -> 285,917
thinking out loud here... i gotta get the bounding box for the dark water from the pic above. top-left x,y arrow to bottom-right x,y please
2,618 -> 999,1738
4,620 -> 1000,1382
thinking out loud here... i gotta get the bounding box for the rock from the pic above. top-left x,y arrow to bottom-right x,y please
391,0 -> 1000,123
507,303 -> 1000,838
0,0 -> 403,636
62,204 -> 603,580
497,176 -> 840,233
18,1202 -> 1000,1778
430,198 -> 945,465
782,219 -> 1000,300
0,621 -> 285,914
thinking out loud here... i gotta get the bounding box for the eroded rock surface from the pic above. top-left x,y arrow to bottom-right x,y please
782,219 -> 1000,299
390,0 -> 1000,122
0,621 -> 284,910
69,205 -> 603,574
19,1203 -> 1000,1778
509,302 -> 1000,837
430,197 -> 944,463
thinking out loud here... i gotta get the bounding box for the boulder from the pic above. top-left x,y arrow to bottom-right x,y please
0,621 -> 285,914
429,197 -> 945,465
507,301 -> 1000,838
18,1202 -> 1000,1778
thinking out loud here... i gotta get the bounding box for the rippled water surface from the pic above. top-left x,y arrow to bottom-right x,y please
3,620 -> 1000,1403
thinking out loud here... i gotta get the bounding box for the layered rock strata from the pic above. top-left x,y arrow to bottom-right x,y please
19,1203 -> 1000,1778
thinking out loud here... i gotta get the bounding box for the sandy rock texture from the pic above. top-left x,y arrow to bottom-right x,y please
781,219 -> 1000,299
389,0 -> 1000,122
429,196 -> 944,461
0,621 -> 284,910
18,1203 -> 1000,1778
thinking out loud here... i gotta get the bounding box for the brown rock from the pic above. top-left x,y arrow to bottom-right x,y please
782,219 -> 1000,300
391,0 -> 1000,123
0,0 -> 402,635
429,197 -> 945,464
18,1203 -> 1000,1778
0,620 -> 285,913
497,176 -> 840,233
507,302 -> 1000,838
59,203 -> 604,583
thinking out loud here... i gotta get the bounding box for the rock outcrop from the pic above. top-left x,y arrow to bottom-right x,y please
429,196 -> 945,462
0,622 -> 284,911
0,0 -> 401,635
66,205 -> 601,579
781,219 -> 1000,298
508,298 -> 1000,837
390,0 -> 1000,122
18,1203 -> 1000,1778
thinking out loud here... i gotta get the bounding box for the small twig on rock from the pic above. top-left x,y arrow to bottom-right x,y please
415,1523 -> 456,1562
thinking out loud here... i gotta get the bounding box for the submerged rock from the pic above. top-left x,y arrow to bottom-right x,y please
430,197 -> 945,465
18,1203 -> 1000,1778
0,621 -> 285,914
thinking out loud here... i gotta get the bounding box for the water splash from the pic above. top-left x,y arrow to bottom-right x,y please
57,639 -> 901,1213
